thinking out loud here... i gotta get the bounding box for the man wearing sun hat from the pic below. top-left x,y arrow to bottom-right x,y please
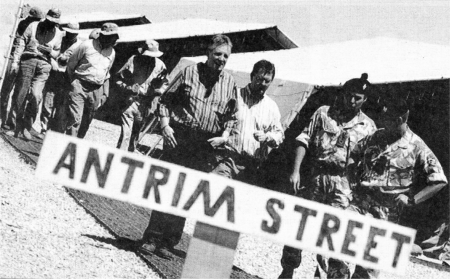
115,39 -> 168,151
6,8 -> 63,140
41,21 -> 82,134
64,22 -> 119,138
1,6 -> 44,131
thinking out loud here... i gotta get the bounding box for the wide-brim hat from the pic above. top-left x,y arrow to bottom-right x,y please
46,8 -> 61,24
62,22 -> 80,34
99,22 -> 119,37
28,6 -> 44,20
142,39 -> 163,57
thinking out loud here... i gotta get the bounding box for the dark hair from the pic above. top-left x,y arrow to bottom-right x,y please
383,97 -> 409,118
250,59 -> 276,80
207,34 -> 233,52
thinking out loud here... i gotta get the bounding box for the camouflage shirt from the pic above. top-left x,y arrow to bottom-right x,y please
351,127 -> 447,207
296,106 -> 377,170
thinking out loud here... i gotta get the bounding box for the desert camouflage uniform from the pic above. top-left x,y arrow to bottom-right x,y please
288,105 -> 376,279
346,127 -> 448,279
296,105 -> 377,208
350,126 -> 447,222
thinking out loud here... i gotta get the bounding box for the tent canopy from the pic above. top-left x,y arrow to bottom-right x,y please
61,12 -> 151,28
184,37 -> 450,86
75,18 -> 297,49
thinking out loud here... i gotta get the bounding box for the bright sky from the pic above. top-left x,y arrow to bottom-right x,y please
3,0 -> 450,46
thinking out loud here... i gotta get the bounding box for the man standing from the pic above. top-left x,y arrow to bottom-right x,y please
7,8 -> 63,140
347,98 -> 447,278
138,34 -> 238,255
279,74 -> 377,279
212,59 -> 284,185
1,6 -> 44,131
115,39 -> 167,152
41,21 -> 82,134
65,22 -> 119,138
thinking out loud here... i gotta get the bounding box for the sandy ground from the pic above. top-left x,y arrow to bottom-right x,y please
1,119 -> 448,278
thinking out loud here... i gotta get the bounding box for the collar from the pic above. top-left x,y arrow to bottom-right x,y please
242,84 -> 264,104
199,62 -> 225,78
390,126 -> 413,149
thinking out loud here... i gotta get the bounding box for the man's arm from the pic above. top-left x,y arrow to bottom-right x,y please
254,104 -> 284,148
158,71 -> 184,148
290,143 -> 307,194
10,24 -> 32,74
66,42 -> 86,82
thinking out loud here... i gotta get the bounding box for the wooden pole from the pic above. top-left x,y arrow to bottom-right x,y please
0,0 -> 24,92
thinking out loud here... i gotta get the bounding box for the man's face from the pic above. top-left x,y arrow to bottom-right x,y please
250,69 -> 274,97
345,92 -> 366,112
98,34 -> 119,49
206,44 -> 231,73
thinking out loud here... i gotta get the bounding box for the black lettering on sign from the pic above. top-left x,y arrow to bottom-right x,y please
171,172 -> 186,207
80,148 -> 114,188
364,226 -> 386,263
53,142 -> 77,179
294,205 -> 317,241
341,220 -> 363,257
182,180 -> 235,223
261,198 -> 284,234
120,157 -> 144,193
142,165 -> 170,203
316,213 -> 340,251
391,232 -> 411,268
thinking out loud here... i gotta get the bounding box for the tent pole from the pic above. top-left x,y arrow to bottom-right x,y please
0,0 -> 24,92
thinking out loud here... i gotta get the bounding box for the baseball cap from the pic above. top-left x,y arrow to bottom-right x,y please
46,8 -> 61,24
142,39 -> 163,57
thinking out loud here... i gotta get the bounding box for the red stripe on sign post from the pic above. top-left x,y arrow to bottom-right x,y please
182,222 -> 240,278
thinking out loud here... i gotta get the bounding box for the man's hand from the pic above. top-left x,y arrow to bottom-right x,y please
37,44 -> 52,56
126,83 -> 141,95
10,62 -> 19,75
162,125 -> 177,148
207,137 -> 227,149
253,131 -> 267,142
395,194 -> 412,207
290,172 -> 301,195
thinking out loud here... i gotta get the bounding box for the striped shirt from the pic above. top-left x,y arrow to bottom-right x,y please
228,85 -> 284,161
159,62 -> 238,136
67,39 -> 115,85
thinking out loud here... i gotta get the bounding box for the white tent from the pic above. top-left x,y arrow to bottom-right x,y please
184,37 -> 450,86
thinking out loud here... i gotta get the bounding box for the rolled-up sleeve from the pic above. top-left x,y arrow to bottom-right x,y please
295,108 -> 322,148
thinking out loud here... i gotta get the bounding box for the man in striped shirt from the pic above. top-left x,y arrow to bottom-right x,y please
212,59 -> 284,185
138,34 -> 238,256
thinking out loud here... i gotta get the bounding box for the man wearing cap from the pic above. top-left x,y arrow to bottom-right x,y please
115,39 -> 168,151
138,34 -> 238,256
6,8 -> 63,140
1,6 -> 44,131
278,74 -> 377,279
64,22 -> 119,138
41,21 -> 82,134
346,98 -> 448,278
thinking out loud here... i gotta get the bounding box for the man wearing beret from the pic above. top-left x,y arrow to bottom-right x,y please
6,8 -> 63,140
64,22 -> 119,138
279,74 -> 377,279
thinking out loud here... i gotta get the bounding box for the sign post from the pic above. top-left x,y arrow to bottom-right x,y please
36,132 -> 417,277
